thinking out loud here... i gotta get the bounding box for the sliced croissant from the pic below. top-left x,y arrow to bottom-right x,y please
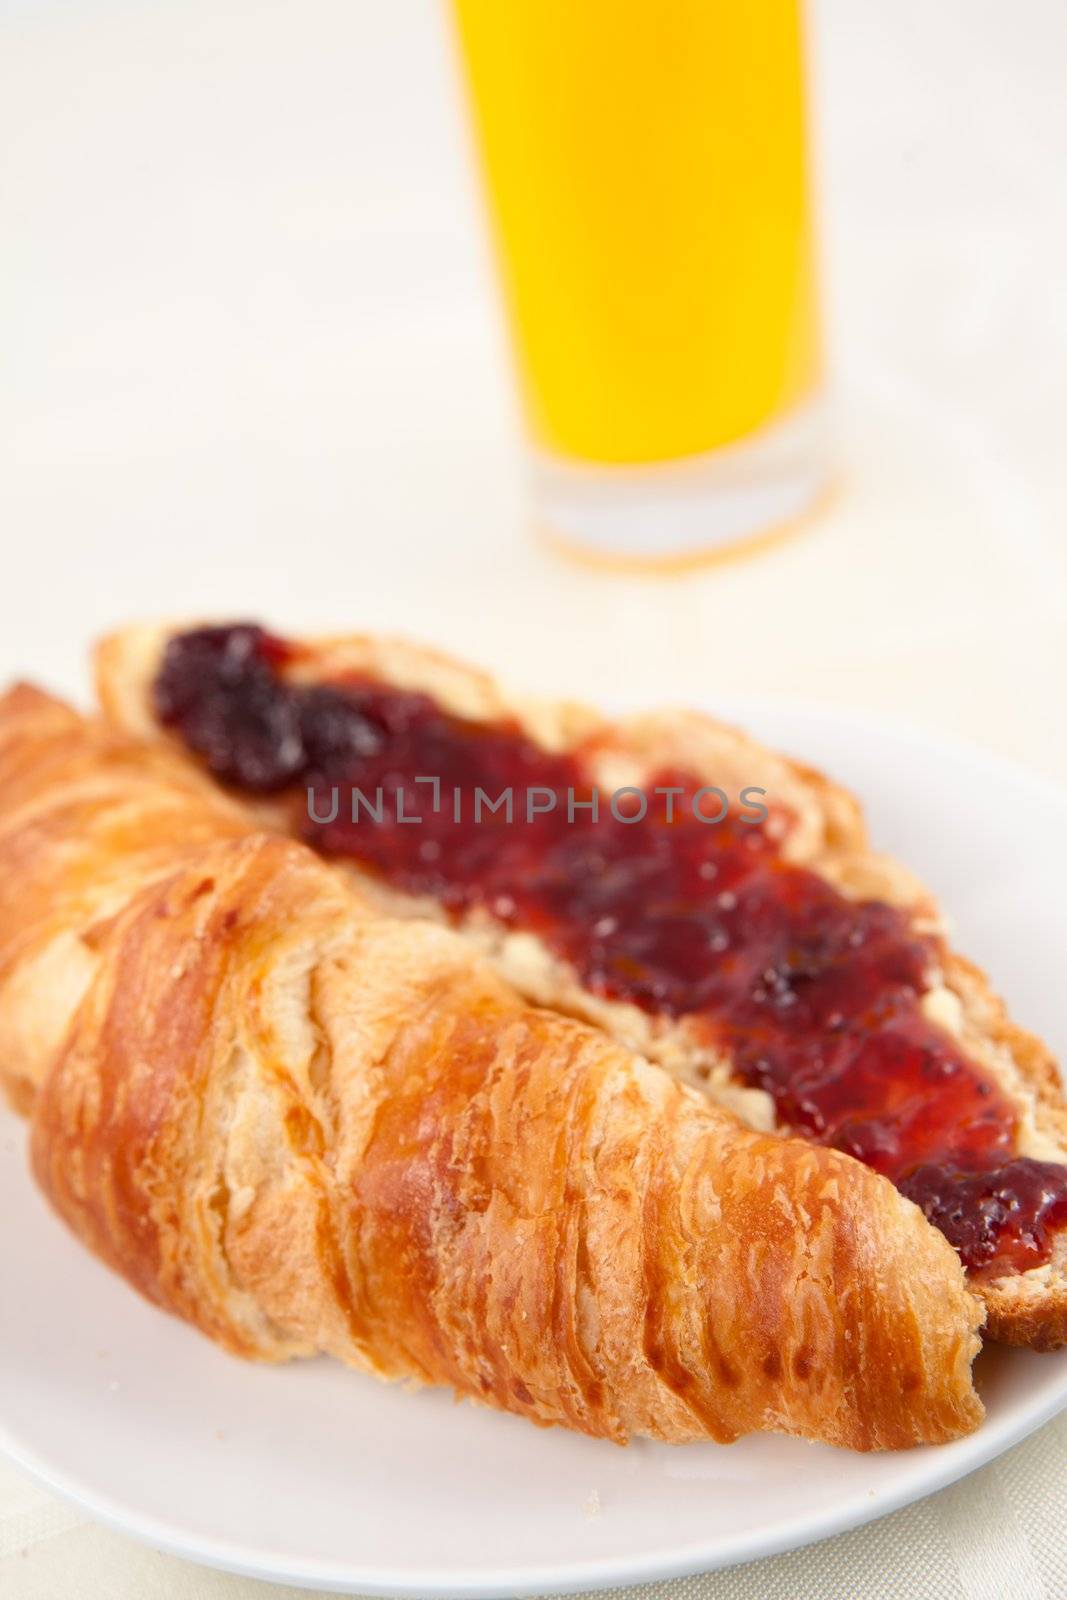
0,683 -> 983,1449
94,622 -> 1067,1349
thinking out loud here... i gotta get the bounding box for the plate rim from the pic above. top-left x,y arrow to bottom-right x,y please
3,1369 -> 1067,1598
3,696 -> 1067,1597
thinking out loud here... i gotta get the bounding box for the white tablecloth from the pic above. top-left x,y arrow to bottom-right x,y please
2,0 -> 1067,1593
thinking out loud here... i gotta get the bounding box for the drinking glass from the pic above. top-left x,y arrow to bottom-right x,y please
450,0 -> 827,565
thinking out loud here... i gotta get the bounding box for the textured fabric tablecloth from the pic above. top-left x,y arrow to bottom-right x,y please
2,1415 -> 1065,1599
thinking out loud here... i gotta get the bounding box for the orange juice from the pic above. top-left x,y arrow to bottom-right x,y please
451,0 -> 820,469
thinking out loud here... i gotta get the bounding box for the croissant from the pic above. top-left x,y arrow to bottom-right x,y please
0,683 -> 984,1450
91,621 -> 1067,1349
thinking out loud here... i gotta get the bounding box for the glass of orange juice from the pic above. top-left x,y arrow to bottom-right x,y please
450,0 -> 826,565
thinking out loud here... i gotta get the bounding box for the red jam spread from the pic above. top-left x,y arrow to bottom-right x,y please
155,624 -> 1067,1277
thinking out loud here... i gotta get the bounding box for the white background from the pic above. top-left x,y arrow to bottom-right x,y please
2,0 -> 1067,773
2,3 -> 1067,1596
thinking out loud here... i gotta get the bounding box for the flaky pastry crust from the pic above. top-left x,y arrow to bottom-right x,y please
93,623 -> 1067,1348
0,683 -> 983,1449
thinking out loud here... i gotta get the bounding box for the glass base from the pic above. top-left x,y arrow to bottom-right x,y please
531,395 -> 829,565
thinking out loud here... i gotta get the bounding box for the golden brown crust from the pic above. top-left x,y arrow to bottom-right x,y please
92,624 -> 1067,1348
940,951 -> 1067,1347
0,683 -> 251,1110
0,683 -> 983,1449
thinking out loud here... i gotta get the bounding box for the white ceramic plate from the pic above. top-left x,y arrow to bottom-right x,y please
3,701 -> 1067,1597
